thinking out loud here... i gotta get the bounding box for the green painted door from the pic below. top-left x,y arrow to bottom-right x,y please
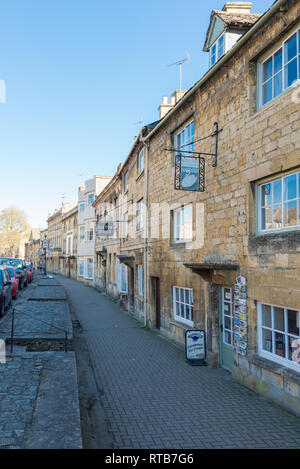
219,286 -> 234,371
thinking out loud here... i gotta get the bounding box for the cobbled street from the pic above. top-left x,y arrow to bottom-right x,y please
60,275 -> 300,450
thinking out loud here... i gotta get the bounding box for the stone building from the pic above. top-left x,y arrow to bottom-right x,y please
60,204 -> 78,279
91,0 -> 300,415
77,176 -> 112,284
24,228 -> 42,268
140,0 -> 300,415
47,202 -> 74,273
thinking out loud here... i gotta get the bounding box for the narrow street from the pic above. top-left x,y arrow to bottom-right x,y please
59,275 -> 300,450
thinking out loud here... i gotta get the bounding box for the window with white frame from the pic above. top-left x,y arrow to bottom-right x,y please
175,121 -> 194,157
79,203 -> 85,213
258,170 -> 300,232
258,302 -> 300,371
117,260 -> 128,293
87,193 -> 94,205
137,265 -> 143,296
137,149 -> 144,174
79,226 -> 85,242
259,27 -> 300,107
173,204 -> 193,242
78,260 -> 84,276
124,172 -> 128,192
136,200 -> 144,231
87,227 -> 94,241
66,234 -> 73,255
86,258 -> 94,279
209,33 -> 225,68
173,286 -> 194,326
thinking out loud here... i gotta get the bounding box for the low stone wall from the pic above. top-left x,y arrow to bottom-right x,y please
232,354 -> 300,418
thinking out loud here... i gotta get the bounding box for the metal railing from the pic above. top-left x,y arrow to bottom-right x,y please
6,305 -> 71,353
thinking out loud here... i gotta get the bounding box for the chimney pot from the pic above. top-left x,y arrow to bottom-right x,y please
222,2 -> 253,14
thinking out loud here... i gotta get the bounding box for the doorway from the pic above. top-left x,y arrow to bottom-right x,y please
219,286 -> 234,371
151,277 -> 160,329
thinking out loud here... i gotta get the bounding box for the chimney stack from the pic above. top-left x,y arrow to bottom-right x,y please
222,2 -> 253,14
158,90 -> 187,120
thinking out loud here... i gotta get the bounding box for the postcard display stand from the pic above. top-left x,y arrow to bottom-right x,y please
234,275 -> 248,356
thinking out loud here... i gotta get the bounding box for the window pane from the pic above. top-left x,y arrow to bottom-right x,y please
263,57 -> 272,82
185,289 -> 189,304
275,332 -> 285,357
284,33 -> 297,64
218,34 -> 224,59
287,309 -> 300,336
262,304 -> 272,327
289,336 -> 300,364
284,201 -> 297,226
262,328 -> 273,352
225,316 -> 231,330
272,179 -> 282,204
274,307 -> 284,331
274,71 -> 283,98
261,206 -> 272,230
273,204 -> 282,229
175,287 -> 179,301
224,331 -> 232,345
284,174 -> 297,200
263,80 -> 272,104
284,58 -> 298,88
274,49 -> 282,74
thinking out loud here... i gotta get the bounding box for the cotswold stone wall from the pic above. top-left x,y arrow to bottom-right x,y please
146,0 -> 300,405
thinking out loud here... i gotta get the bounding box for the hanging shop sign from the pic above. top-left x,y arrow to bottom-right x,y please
234,275 -> 248,356
96,220 -> 114,237
175,154 -> 205,192
185,329 -> 207,365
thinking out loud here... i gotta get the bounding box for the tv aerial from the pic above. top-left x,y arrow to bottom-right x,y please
168,53 -> 190,91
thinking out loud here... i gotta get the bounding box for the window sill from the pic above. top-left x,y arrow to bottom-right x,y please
170,319 -> 194,329
249,229 -> 300,246
250,353 -> 300,381
136,170 -> 144,182
170,240 -> 193,249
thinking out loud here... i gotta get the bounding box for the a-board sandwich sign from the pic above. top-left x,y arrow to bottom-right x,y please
185,329 -> 207,366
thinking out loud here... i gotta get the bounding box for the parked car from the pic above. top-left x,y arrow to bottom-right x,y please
0,258 -> 28,289
2,266 -> 19,299
26,262 -> 33,282
0,267 -> 13,317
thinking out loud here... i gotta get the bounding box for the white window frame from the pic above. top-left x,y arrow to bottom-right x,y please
137,149 -> 144,174
173,286 -> 194,327
173,204 -> 193,243
174,120 -> 194,156
87,227 -> 94,241
79,203 -> 85,213
123,212 -> 128,238
137,265 -> 143,296
78,260 -> 84,276
66,234 -> 73,255
117,259 -> 128,294
258,26 -> 300,108
79,226 -> 85,242
136,200 -> 144,232
87,193 -> 94,205
209,32 -> 225,68
257,170 -> 300,233
257,302 -> 300,372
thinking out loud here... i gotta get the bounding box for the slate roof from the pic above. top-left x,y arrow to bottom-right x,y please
214,10 -> 261,28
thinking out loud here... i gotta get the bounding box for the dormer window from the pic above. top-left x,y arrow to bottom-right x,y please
210,33 -> 225,68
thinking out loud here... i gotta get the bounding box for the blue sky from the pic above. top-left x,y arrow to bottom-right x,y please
0,0 -> 274,228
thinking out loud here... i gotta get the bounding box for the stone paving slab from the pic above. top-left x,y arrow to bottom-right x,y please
38,278 -> 62,287
0,352 -> 82,449
0,301 -> 72,340
29,286 -> 67,301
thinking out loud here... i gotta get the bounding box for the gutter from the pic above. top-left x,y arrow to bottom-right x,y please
142,0 -> 286,143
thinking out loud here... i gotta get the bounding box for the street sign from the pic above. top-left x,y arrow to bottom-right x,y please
185,329 -> 207,366
42,239 -> 49,249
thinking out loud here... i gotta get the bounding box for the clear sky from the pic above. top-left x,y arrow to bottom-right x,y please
0,0 -> 274,228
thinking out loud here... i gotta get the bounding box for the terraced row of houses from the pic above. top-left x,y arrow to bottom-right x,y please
26,1 -> 300,416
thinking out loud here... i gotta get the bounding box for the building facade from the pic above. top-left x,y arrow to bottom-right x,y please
60,204 -> 78,279
77,176 -> 112,284
47,202 -> 73,273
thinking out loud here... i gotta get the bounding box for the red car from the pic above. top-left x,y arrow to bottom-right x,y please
26,263 -> 33,283
2,265 -> 18,299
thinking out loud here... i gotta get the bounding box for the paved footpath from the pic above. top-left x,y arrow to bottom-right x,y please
59,276 -> 300,449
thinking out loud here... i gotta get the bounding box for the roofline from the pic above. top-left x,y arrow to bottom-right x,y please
143,0 -> 285,143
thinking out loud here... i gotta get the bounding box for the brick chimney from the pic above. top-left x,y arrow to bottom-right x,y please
222,2 -> 253,14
